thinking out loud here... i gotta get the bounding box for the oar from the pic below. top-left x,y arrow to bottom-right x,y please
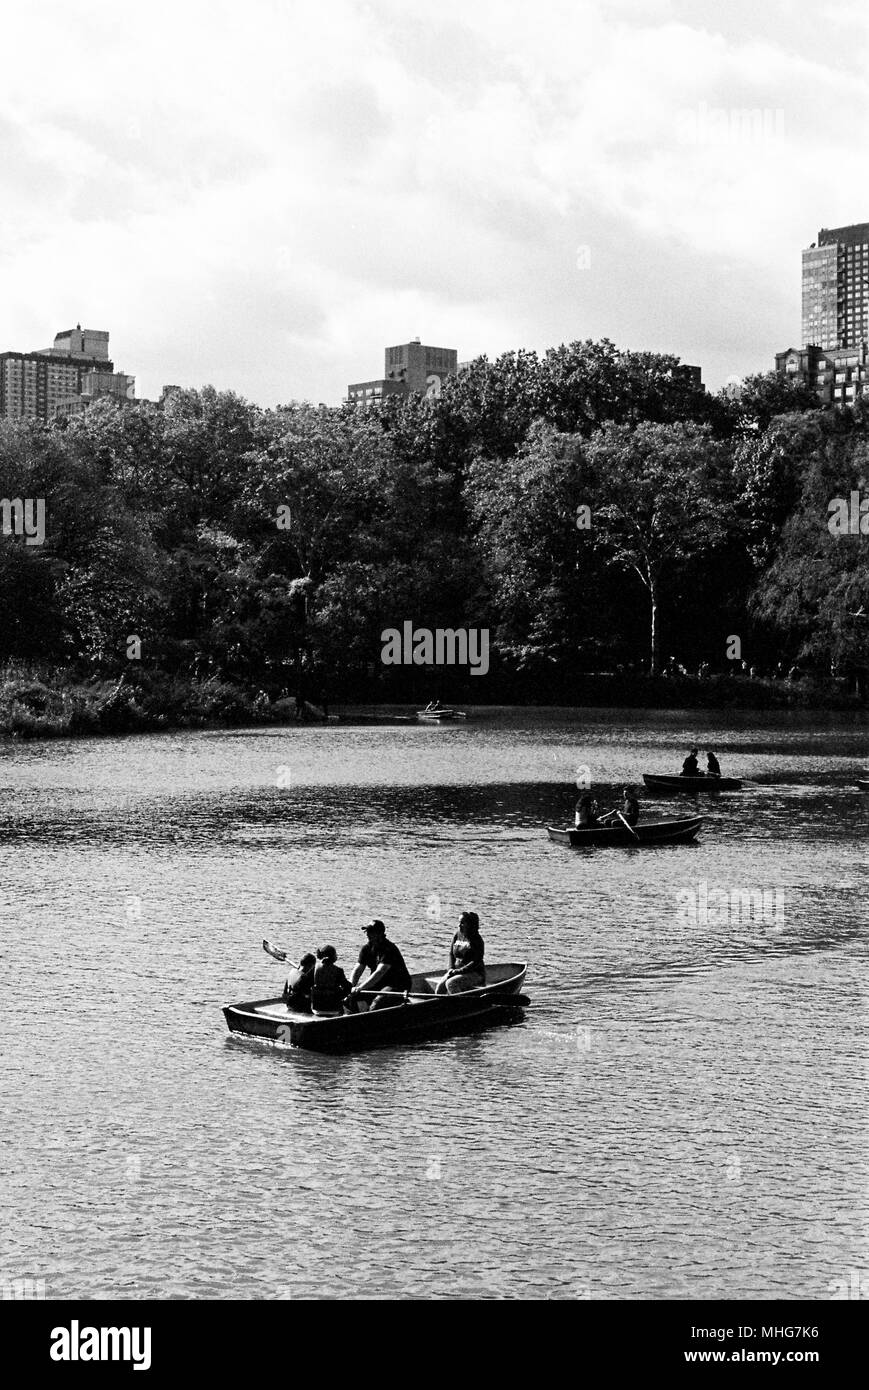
617,811 -> 640,841
351,987 -> 530,1005
263,938 -> 290,962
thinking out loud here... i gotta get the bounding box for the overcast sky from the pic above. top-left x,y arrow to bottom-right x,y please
2,0 -> 867,403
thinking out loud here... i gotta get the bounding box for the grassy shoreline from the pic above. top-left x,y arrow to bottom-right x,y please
1,664 -> 865,741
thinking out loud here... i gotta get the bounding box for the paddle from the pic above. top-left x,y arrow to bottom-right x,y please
263,938 -> 291,963
351,987 -> 530,1005
617,811 -> 640,841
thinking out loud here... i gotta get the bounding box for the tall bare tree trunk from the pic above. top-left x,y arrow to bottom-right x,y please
649,573 -> 659,676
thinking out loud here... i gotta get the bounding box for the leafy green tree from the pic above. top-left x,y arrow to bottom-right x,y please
586,421 -> 731,674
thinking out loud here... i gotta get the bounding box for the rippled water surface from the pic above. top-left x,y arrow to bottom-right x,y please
2,707 -> 867,1299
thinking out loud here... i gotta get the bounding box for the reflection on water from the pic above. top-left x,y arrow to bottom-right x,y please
1,709 -> 866,1299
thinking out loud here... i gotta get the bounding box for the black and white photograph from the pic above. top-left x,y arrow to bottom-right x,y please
1,0 -> 866,1359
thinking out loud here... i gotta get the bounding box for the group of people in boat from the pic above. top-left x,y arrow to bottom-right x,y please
574,786 -> 640,829
681,747 -> 721,777
281,912 -> 486,1018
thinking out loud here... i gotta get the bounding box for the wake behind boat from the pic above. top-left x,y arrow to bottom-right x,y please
643,773 -> 742,793
547,815 -> 702,847
223,962 -> 527,1051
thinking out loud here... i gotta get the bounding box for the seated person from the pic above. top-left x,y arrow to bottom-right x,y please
436,911 -> 485,994
599,787 -> 640,827
347,920 -> 412,1012
310,945 -> 352,1018
282,952 -> 316,1011
681,748 -> 700,777
575,793 -> 599,828
706,749 -> 721,777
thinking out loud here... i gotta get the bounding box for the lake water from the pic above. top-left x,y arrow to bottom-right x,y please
2,707 -> 867,1300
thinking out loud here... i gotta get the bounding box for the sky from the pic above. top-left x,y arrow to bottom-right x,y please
1,0 -> 868,403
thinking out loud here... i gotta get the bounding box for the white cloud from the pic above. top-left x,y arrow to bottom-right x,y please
0,0 -> 866,400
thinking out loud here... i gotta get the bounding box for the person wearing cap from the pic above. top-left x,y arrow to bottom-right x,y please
347,919 -> 412,1012
311,945 -> 352,1018
282,953 -> 316,1011
435,911 -> 485,995
681,747 -> 700,777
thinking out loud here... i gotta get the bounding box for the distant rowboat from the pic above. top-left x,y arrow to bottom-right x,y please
416,708 -> 467,722
643,773 -> 742,793
547,815 -> 702,847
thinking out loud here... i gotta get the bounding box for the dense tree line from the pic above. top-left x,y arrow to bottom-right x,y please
1,340 -> 866,731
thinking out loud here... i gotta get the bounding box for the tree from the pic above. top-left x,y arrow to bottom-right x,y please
586,422 -> 731,674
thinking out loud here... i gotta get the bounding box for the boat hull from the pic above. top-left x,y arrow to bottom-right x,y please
223,963 -> 526,1052
858,780 -> 869,791
643,774 -> 742,793
416,709 -> 467,722
547,816 -> 702,847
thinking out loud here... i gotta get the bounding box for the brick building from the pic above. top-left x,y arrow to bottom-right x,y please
0,324 -> 136,421
348,338 -> 458,407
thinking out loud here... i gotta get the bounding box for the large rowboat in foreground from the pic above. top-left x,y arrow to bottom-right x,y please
547,816 -> 702,847
223,963 -> 527,1052
643,773 -> 742,793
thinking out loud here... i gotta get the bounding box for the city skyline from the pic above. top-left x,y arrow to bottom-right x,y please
2,0 -> 868,405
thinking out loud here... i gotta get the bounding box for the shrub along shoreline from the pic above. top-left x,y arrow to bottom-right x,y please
0,664 -> 863,741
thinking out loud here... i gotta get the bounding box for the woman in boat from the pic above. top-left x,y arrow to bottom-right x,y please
706,749 -> 721,777
311,945 -> 352,1018
574,793 -> 599,828
436,911 -> 485,995
282,953 -> 316,1011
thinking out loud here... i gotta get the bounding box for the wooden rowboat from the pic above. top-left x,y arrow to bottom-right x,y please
223,962 -> 527,1052
547,816 -> 702,847
416,708 -> 467,722
643,773 -> 742,793
858,780 -> 869,791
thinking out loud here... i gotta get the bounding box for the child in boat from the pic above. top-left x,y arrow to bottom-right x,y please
283,953 -> 316,1011
436,911 -> 485,994
311,945 -> 352,1017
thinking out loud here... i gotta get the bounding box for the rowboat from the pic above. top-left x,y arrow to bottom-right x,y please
858,780 -> 869,791
547,816 -> 702,847
223,962 -> 527,1052
643,773 -> 742,793
416,708 -> 467,722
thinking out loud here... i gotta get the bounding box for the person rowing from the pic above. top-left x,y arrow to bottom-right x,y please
681,747 -> 701,776
347,918 -> 412,1012
706,749 -> 721,777
599,787 -> 640,827
435,911 -> 485,995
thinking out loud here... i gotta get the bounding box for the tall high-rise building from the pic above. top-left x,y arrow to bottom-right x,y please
0,324 -> 135,421
348,338 -> 458,407
802,222 -> 869,350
